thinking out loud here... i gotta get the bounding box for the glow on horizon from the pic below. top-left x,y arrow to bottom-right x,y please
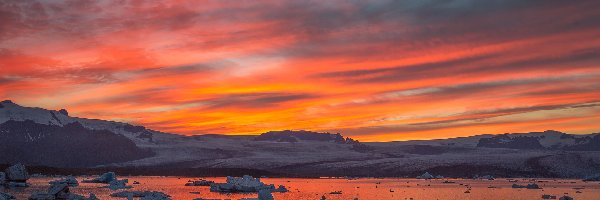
1,0 -> 600,141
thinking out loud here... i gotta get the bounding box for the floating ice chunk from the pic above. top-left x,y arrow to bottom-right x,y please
49,176 -> 79,186
5,164 -> 29,183
210,175 -> 287,193
511,183 -> 541,189
28,183 -> 98,200
111,191 -> 170,200
82,172 -> 116,183
106,179 -> 132,190
416,172 -> 434,179
185,179 -> 214,186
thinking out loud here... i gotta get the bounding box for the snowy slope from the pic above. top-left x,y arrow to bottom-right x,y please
0,100 -> 74,127
0,100 -> 165,146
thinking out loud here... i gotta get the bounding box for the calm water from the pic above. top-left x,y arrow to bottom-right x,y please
2,177 -> 599,199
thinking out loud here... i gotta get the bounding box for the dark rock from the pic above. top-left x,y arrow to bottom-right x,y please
185,179 -> 214,186
584,174 -> 600,181
254,130 -> 353,144
5,164 -> 29,182
333,133 -> 346,143
559,195 -> 574,200
474,175 -> 495,180
122,124 -> 146,133
512,183 -> 541,189
0,192 -> 15,200
542,194 -> 557,199
526,183 -> 542,189
58,109 -> 68,116
137,130 -> 154,142
350,143 -> 372,153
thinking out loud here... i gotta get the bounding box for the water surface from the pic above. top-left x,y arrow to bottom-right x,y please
2,177 -> 598,199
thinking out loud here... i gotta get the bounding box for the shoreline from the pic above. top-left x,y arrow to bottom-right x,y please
3,164 -> 592,180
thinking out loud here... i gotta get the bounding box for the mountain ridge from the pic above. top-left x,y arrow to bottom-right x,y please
1,100 -> 600,178
3,99 -> 597,143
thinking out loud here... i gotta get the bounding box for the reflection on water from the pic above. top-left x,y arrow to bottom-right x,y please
2,177 -> 599,199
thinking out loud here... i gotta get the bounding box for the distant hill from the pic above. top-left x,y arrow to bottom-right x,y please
254,130 -> 347,143
253,130 -> 370,152
476,130 -> 600,150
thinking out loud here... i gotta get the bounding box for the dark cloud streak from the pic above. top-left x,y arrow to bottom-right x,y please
203,93 -> 317,110
318,46 -> 600,84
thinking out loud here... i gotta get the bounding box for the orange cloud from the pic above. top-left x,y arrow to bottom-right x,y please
1,0 -> 600,141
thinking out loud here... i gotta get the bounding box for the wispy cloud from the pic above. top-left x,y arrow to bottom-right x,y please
1,0 -> 600,140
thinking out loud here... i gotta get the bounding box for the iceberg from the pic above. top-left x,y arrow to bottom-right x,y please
185,179 -> 215,186
416,172 -> 434,179
49,176 -> 79,186
3,164 -> 30,187
511,183 -> 541,189
106,179 -> 132,190
209,175 -> 287,193
28,183 -> 98,200
82,172 -> 116,183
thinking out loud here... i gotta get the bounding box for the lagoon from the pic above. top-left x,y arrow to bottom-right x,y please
3,177 -> 598,199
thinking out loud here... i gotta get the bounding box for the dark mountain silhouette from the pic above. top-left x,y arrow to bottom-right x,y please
0,120 -> 154,167
254,130 -> 347,143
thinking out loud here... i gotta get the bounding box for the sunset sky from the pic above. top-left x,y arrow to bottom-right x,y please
1,0 -> 599,141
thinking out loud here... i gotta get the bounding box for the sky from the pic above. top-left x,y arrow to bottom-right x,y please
1,0 -> 600,141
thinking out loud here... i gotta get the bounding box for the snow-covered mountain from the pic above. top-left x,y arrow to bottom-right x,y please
0,100 -> 158,167
1,100 -> 600,178
0,100 -> 158,145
